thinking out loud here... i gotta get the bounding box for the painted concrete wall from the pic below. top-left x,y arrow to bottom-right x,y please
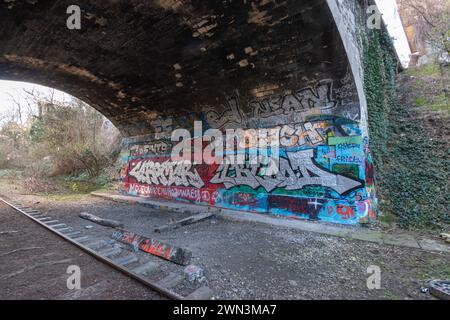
0,1 -> 407,226
117,0 -> 377,225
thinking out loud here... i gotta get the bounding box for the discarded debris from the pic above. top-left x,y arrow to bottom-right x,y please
439,233 -> 450,244
85,225 -> 93,229
0,230 -> 18,235
0,247 -> 44,257
111,229 -> 192,266
79,212 -> 124,229
154,212 -> 215,233
0,259 -> 73,280
420,287 -> 429,293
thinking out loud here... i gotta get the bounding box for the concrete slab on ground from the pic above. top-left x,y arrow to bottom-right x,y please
91,191 -> 450,254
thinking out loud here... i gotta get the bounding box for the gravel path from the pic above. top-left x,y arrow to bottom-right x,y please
0,181 -> 449,300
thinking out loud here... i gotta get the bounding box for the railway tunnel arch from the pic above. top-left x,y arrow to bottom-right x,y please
0,0 -> 376,225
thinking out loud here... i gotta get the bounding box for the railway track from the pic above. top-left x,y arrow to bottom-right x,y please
0,197 -> 212,300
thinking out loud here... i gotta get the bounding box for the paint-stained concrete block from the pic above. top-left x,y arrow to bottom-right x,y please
185,286 -> 213,300
382,234 -> 420,249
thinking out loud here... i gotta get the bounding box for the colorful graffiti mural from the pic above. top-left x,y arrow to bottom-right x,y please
118,79 -> 376,226
112,229 -> 192,265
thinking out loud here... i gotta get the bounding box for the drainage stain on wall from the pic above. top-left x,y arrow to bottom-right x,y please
0,0 -> 379,225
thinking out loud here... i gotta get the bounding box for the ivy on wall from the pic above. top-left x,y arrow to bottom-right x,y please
363,29 -> 450,229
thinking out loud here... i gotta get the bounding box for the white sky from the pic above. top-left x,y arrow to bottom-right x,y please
375,0 -> 412,68
0,80 -> 71,125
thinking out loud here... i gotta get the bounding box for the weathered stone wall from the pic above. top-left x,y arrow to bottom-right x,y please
0,0 -> 363,137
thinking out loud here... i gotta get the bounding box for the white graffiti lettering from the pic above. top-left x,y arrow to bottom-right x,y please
129,160 -> 204,188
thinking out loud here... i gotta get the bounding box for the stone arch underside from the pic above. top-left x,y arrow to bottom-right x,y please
0,0 -> 376,225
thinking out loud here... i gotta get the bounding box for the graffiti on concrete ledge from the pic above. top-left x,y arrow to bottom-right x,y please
252,80 -> 338,119
203,96 -> 245,129
112,229 -> 192,265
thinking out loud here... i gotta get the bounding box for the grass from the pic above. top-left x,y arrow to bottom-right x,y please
0,169 -> 23,179
406,63 -> 450,113
43,193 -> 91,202
404,63 -> 441,77
429,94 -> 450,112
92,185 -> 116,193
377,61 -> 450,231
35,179 -> 114,202
414,97 -> 427,107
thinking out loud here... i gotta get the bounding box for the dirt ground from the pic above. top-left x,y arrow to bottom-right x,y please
0,179 -> 449,300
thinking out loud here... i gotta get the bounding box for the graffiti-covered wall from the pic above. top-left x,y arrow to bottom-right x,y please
116,0 -> 377,225
118,80 -> 376,225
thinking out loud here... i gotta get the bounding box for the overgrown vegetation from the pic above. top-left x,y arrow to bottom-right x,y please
364,29 -> 449,230
0,90 -> 122,194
